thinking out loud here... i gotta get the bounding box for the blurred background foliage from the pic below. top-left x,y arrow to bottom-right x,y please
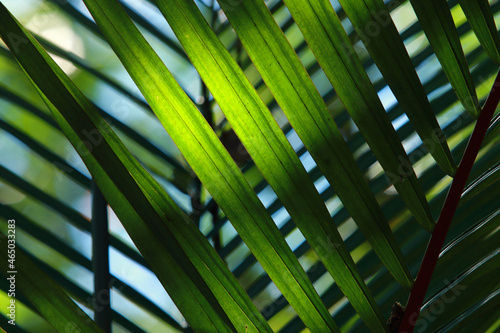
0,0 -> 499,332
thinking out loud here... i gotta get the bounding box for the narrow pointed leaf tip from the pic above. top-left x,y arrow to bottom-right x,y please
459,0 -> 500,65
283,0 -> 434,231
337,0 -> 457,177
409,0 -> 481,118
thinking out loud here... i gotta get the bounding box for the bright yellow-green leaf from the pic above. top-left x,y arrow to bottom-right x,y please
0,4 -> 271,331
81,0 -> 337,330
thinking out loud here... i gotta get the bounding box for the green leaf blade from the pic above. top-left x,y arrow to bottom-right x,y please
460,161 -> 500,205
459,0 -> 500,65
0,5 -> 261,331
337,0 -> 457,177
80,0 -> 338,330
409,0 -> 481,118
217,0 -> 412,325
283,0 -> 434,232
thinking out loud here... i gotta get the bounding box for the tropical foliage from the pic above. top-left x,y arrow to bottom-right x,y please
0,0 -> 499,332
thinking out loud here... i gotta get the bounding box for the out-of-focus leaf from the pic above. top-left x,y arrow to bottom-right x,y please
0,165 -> 147,269
0,229 -> 104,333
0,117 -> 91,189
0,74 -> 190,192
0,204 -> 185,331
46,0 -> 190,61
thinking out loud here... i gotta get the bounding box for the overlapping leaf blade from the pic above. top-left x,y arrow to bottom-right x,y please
80,0 -> 337,330
0,231 -> 103,333
282,0 -> 434,231
214,0 -> 413,329
0,5 -> 273,331
461,161 -> 500,204
409,0 -> 481,118
445,290 -> 500,332
156,0 -> 400,330
458,0 -> 500,65
337,0 -> 456,176
437,209 -> 500,276
221,0 -> 413,282
420,249 -> 500,332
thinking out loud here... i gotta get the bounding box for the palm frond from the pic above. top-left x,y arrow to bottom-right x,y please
0,0 -> 499,332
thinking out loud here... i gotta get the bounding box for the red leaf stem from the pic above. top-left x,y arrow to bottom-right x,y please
398,70 -> 500,333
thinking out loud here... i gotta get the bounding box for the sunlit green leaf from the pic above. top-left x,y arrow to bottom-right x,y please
80,0 -> 337,330
0,5 -> 270,331
216,0 -> 412,329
